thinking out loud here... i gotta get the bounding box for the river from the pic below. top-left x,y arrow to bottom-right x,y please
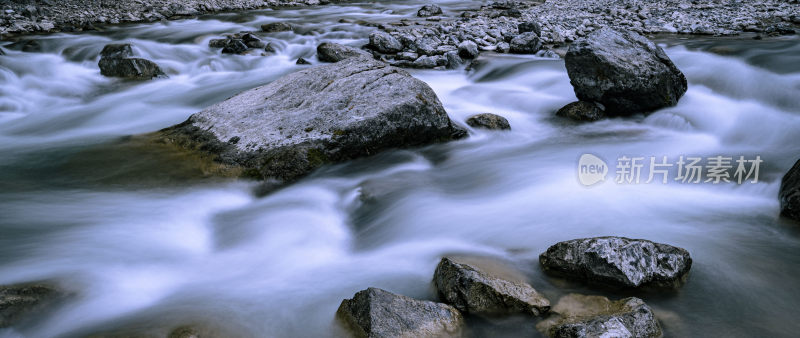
1,1 -> 800,337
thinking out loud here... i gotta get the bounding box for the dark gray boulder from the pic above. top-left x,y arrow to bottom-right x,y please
779,159 -> 800,221
316,42 -> 371,63
417,4 -> 443,17
336,287 -> 463,338
208,38 -> 228,48
368,31 -> 403,54
509,32 -> 542,54
296,57 -> 311,65
457,40 -> 479,59
1,282 -> 63,327
221,39 -> 248,54
565,28 -> 687,116
555,101 -> 606,122
518,21 -> 542,36
536,294 -> 661,338
98,43 -> 165,80
466,113 -> 511,130
444,51 -> 463,69
151,56 -> 466,182
539,237 -> 692,289
434,257 -> 549,316
261,22 -> 293,33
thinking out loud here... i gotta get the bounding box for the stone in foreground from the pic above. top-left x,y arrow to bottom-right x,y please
555,101 -> 605,122
336,287 -> 463,338
316,42 -> 371,62
540,236 -> 691,289
98,43 -> 165,80
565,28 -> 687,116
537,294 -> 661,338
466,113 -> 511,130
434,257 -> 549,316
779,158 -> 800,221
1,282 -> 63,327
152,56 -> 465,182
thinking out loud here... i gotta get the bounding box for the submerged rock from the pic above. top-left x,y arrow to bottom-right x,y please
539,237 -> 692,289
433,257 -> 549,316
417,4 -> 443,17
466,113 -> 511,130
316,42 -> 370,62
1,282 -> 63,327
565,28 -> 687,116
509,32 -> 542,54
537,294 -> 661,338
261,22 -> 293,33
98,43 -> 165,80
336,287 -> 463,338
780,159 -> 800,221
151,56 -> 465,182
555,101 -> 605,122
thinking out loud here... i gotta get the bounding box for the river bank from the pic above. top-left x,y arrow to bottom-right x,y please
0,0 -> 331,39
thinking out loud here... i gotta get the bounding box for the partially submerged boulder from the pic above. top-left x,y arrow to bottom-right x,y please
316,42 -> 371,62
565,28 -> 687,116
555,101 -> 605,122
336,287 -> 463,338
433,257 -> 550,316
417,4 -> 443,17
780,159 -> 800,221
466,113 -> 511,130
261,22 -> 293,33
539,237 -> 692,289
536,294 -> 661,338
151,56 -> 465,182
98,43 -> 165,80
457,40 -> 479,59
1,282 -> 63,327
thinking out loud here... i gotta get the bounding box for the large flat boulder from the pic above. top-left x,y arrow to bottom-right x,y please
536,294 -> 661,338
433,257 -> 549,316
336,287 -> 463,338
539,237 -> 692,289
152,56 -> 465,182
565,28 -> 687,116
780,159 -> 800,221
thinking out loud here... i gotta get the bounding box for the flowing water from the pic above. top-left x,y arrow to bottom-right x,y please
1,1 -> 800,337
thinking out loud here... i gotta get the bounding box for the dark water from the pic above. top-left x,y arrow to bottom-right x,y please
1,1 -> 800,337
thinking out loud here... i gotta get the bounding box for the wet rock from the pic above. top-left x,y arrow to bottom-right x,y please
151,56 -> 466,182
412,55 -> 446,68
221,39 -> 248,54
509,32 -> 542,54
168,326 -> 201,338
316,42 -> 370,62
368,31 -> 403,54
444,51 -> 463,69
261,22 -> 293,33
336,287 -> 463,338
555,101 -> 605,122
0,47 -> 5,55
395,51 -> 419,61
98,43 -> 165,80
536,294 -> 661,338
765,24 -> 796,36
434,257 -> 548,316
518,21 -> 542,36
779,159 -> 800,221
1,282 -> 63,327
540,236 -> 692,289
466,113 -> 511,130
208,38 -> 227,48
457,40 -> 479,59
414,36 -> 441,55
565,28 -> 687,116
417,4 -> 443,18
296,57 -> 311,65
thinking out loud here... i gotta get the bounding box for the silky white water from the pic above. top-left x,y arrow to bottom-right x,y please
1,1 -> 800,337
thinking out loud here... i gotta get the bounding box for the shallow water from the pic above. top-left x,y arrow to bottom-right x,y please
1,1 -> 800,337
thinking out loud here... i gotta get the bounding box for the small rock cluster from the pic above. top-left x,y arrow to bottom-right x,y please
97,43 -> 166,80
0,0 -> 327,38
208,32 -> 275,55
337,236 -> 691,337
